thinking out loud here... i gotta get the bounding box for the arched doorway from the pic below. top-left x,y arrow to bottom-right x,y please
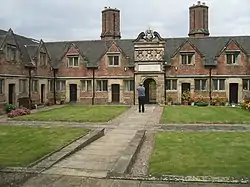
143,78 -> 157,104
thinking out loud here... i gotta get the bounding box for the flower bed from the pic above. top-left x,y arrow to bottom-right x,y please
7,107 -> 31,118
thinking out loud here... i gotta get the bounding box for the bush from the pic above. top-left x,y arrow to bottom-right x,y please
7,107 -> 31,118
195,101 -> 209,107
5,104 -> 16,113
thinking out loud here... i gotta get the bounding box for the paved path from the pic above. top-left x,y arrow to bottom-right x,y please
43,105 -> 160,178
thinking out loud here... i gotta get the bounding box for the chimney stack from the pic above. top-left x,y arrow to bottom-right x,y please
188,1 -> 209,37
101,7 -> 121,40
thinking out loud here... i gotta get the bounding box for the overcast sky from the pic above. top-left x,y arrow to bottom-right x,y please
0,0 -> 250,41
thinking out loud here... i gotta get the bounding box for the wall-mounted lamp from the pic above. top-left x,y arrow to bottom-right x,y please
124,67 -> 127,72
175,67 -> 178,71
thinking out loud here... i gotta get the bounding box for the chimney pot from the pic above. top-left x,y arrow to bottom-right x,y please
197,1 -> 201,5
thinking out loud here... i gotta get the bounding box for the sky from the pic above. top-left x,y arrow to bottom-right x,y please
0,0 -> 250,42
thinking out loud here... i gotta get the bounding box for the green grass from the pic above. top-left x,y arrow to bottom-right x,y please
0,125 -> 89,167
161,106 -> 250,124
13,105 -> 129,122
149,132 -> 250,177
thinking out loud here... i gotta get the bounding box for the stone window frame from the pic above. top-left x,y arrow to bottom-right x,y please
166,79 -> 177,91
0,79 -> 4,94
180,52 -> 195,65
96,80 -> 108,92
212,79 -> 225,91
6,44 -> 17,62
32,79 -> 39,92
194,79 -> 207,91
39,51 -> 47,66
107,52 -> 120,67
124,79 -> 134,91
81,79 -> 92,92
243,79 -> 250,90
225,51 -> 240,65
56,80 -> 66,91
67,55 -> 79,67
48,79 -> 54,92
19,79 -> 28,94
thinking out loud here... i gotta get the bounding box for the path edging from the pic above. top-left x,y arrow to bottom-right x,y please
107,130 -> 146,177
108,175 -> 249,184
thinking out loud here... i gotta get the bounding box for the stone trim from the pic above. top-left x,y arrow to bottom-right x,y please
107,130 -> 146,177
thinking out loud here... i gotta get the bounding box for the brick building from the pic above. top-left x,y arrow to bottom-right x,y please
1,1 -> 250,113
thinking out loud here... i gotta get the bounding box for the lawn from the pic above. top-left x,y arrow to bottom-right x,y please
161,106 -> 250,124
0,125 -> 89,167
149,132 -> 250,177
12,105 -> 129,122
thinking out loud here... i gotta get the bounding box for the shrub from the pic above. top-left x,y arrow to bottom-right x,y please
7,107 -> 31,118
5,104 -> 16,113
196,101 -> 209,107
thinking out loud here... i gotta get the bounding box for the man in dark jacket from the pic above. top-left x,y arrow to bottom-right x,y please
137,83 -> 145,113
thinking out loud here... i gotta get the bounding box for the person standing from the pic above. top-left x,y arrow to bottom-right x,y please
137,83 -> 145,113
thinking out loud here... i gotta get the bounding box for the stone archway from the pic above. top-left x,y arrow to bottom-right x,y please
143,78 -> 157,104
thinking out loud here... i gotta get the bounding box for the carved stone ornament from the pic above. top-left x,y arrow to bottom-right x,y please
133,29 -> 164,43
135,49 -> 164,61
145,29 -> 154,41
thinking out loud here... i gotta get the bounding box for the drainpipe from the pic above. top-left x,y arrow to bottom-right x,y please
133,68 -> 135,105
209,67 -> 212,104
28,68 -> 32,108
53,69 -> 57,105
164,65 -> 167,105
92,68 -> 95,105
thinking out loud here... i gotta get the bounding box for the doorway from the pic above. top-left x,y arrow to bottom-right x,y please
41,84 -> 45,104
229,83 -> 238,104
111,84 -> 120,103
181,83 -> 191,102
69,84 -> 77,102
143,78 -> 157,104
8,84 -> 15,105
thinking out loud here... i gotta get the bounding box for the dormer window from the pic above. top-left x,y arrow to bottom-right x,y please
68,56 -> 79,67
226,51 -> 240,65
6,44 -> 17,61
108,53 -> 120,66
180,52 -> 195,65
39,52 -> 47,66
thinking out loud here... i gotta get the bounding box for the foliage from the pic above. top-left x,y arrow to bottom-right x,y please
7,107 -> 31,118
167,94 -> 173,102
5,104 -> 16,113
181,91 -> 191,102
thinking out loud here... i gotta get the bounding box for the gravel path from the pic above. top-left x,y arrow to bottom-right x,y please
130,131 -> 155,176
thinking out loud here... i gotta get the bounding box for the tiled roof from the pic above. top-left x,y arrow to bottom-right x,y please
1,29 -> 250,68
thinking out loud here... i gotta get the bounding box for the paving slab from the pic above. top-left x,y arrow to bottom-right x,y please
44,105 -> 158,178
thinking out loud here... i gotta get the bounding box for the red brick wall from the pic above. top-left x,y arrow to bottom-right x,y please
215,40 -> 250,75
166,41 -> 209,75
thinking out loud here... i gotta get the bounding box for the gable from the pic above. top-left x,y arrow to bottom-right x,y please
66,43 -> 80,55
171,39 -> 203,58
0,29 -> 21,52
216,39 -> 247,57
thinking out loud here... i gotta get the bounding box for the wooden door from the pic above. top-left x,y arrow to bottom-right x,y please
69,84 -> 77,102
111,84 -> 120,103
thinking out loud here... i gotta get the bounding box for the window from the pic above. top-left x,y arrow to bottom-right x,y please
19,79 -> 27,94
243,79 -> 250,90
226,52 -> 239,64
40,52 -> 47,65
195,79 -> 207,91
56,80 -> 66,91
0,79 -> 4,94
180,53 -> 194,65
81,80 -> 92,91
6,44 -> 17,61
32,80 -> 38,92
166,79 -> 177,90
96,80 -> 108,91
68,56 -> 79,67
212,79 -> 225,91
108,55 -> 119,66
48,80 -> 54,92
124,80 -> 134,91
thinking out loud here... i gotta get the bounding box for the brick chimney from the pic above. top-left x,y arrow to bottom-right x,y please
188,1 -> 209,37
101,7 -> 121,40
